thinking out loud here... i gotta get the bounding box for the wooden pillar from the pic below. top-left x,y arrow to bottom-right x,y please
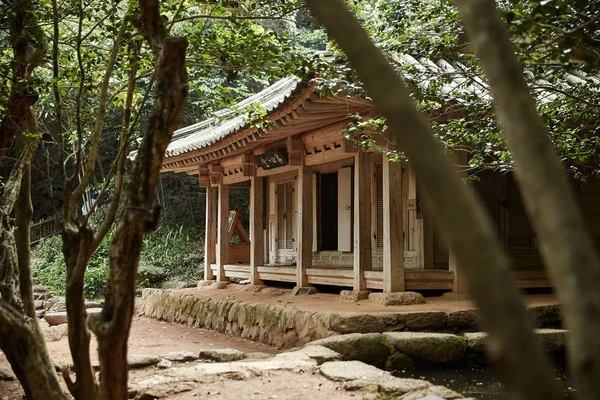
353,151 -> 372,291
449,152 -> 469,293
383,157 -> 404,292
216,183 -> 229,282
250,174 -> 264,285
204,186 -> 217,281
296,162 -> 313,287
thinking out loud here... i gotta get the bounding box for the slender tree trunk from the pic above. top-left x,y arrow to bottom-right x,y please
88,0 -> 188,398
0,117 -> 67,400
303,2 -> 561,400
63,228 -> 98,400
453,1 -> 600,398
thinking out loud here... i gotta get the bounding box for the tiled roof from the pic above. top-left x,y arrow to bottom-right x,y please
165,76 -> 302,158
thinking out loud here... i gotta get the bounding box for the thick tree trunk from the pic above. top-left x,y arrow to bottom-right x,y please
453,0 -> 600,398
0,302 -> 68,400
88,0 -> 188,398
304,1 -> 561,400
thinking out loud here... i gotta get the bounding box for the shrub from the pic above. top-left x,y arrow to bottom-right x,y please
32,224 -> 203,298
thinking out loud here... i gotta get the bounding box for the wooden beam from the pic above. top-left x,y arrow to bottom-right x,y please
305,146 -> 355,167
250,174 -> 264,285
449,152 -> 469,293
256,164 -> 298,178
204,186 -> 217,280
383,157 -> 405,292
296,158 -> 313,287
353,151 -> 372,291
216,183 -> 229,282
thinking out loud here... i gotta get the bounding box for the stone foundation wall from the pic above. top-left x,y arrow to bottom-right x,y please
138,289 -> 563,349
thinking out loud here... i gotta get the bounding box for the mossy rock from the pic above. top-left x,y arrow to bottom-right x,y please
385,352 -> 414,371
306,333 -> 391,367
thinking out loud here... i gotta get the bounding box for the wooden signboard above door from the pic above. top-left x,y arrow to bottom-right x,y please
254,150 -> 288,170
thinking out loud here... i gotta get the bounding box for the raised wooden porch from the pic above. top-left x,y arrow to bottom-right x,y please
209,264 -> 551,291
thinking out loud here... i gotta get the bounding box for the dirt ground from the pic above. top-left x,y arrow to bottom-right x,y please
176,284 -> 558,314
0,316 -> 277,399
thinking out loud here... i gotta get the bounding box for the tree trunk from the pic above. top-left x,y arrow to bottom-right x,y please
63,227 -> 98,400
453,0 -> 600,398
0,302 -> 68,400
303,1 -> 561,400
88,0 -> 188,398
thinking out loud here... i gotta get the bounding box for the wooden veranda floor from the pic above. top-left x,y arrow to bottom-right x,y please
209,264 -> 552,291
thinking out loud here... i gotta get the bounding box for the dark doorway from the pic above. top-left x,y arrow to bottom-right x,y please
320,172 -> 338,250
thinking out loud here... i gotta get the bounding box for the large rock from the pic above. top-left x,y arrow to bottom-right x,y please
128,355 -> 161,369
369,292 -> 425,306
307,333 -> 391,367
340,290 -> 370,302
383,332 -> 467,364
528,304 -> 562,328
43,324 -> 68,342
399,385 -> 464,400
0,366 -> 16,381
138,264 -> 166,283
198,348 -> 247,362
396,311 -> 448,331
49,297 -> 66,312
44,311 -> 67,326
34,299 -> 45,310
447,309 -> 479,331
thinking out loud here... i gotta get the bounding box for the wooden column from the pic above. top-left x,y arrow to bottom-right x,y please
353,151 -> 372,291
250,174 -> 264,285
216,183 -> 229,282
383,157 -> 404,292
296,162 -> 313,287
449,152 -> 469,293
204,186 -> 217,281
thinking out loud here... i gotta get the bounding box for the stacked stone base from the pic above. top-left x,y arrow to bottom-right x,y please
138,289 -> 562,349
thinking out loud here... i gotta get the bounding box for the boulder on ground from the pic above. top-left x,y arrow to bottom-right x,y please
383,332 -> 467,364
340,290 -> 371,302
210,281 -> 229,290
34,299 -> 45,310
307,333 -> 391,367
198,348 -> 247,362
49,297 -> 67,312
369,292 -> 425,306
44,311 -> 67,326
43,324 -> 68,342
138,264 -> 166,283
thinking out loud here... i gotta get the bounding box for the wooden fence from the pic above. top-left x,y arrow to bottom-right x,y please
30,215 -> 61,245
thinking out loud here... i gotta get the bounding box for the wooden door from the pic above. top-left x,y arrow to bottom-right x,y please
337,167 -> 352,251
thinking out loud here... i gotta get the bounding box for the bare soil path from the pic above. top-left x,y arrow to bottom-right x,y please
0,316 -> 277,399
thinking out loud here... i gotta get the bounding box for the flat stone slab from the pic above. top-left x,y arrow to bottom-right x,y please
43,324 -> 68,342
128,354 -> 161,369
44,307 -> 102,326
465,329 -> 568,353
160,351 -> 199,362
369,292 -> 425,306
198,348 -> 247,362
384,332 -> 467,364
287,345 -> 341,365
400,385 -> 465,400
345,375 -> 431,394
320,360 -> 386,381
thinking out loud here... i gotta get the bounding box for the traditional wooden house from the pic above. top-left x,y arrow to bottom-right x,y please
160,72 -> 597,294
